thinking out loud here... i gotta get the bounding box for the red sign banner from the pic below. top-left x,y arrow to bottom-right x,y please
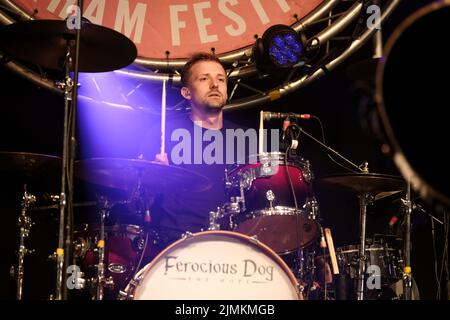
12,0 -> 324,59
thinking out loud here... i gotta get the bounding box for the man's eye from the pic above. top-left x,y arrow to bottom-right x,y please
218,78 -> 225,82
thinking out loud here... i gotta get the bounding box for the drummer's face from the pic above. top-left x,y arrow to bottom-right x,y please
181,60 -> 228,111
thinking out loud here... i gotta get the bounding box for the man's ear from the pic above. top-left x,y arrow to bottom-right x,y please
181,87 -> 191,100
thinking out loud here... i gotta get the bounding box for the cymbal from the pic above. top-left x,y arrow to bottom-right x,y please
316,173 -> 405,199
0,19 -> 137,72
75,158 -> 212,193
0,152 -> 61,188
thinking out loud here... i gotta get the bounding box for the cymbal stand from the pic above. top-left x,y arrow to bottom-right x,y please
55,0 -> 83,300
356,192 -> 374,300
55,41 -> 73,301
402,181 -> 413,300
94,197 -> 113,300
126,174 -> 155,284
14,185 -> 36,300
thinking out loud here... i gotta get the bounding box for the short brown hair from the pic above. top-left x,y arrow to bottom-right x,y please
180,52 -> 225,87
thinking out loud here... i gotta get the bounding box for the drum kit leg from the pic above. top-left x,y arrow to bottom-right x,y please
14,186 -> 36,300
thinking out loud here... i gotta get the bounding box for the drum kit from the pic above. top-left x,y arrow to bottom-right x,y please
1,16 -> 415,301
3,150 -> 412,300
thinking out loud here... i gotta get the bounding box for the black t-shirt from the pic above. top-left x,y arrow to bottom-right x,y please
139,114 -> 249,239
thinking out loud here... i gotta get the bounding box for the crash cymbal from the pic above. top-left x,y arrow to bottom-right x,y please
0,19 -> 137,72
0,151 -> 60,175
0,152 -> 61,189
316,173 -> 405,199
75,158 -> 212,193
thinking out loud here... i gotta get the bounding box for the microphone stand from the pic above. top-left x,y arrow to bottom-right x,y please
290,124 -> 365,174
55,0 -> 83,300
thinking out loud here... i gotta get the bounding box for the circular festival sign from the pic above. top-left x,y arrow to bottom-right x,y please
12,0 -> 324,59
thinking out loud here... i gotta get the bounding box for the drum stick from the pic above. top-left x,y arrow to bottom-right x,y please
324,228 -> 340,274
160,79 -> 166,156
259,110 -> 264,154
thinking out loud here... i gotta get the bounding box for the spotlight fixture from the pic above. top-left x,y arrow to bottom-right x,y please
253,24 -> 306,74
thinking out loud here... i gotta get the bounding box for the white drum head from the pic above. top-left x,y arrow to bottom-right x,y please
129,231 -> 301,300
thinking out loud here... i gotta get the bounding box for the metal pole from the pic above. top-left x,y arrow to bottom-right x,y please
56,0 -> 84,300
356,194 -> 368,300
55,44 -> 72,300
403,181 -> 413,300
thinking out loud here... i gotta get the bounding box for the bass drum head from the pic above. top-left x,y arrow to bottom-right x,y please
126,231 -> 302,300
376,1 -> 450,207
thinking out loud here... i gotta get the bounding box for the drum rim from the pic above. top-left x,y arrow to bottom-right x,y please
242,206 -> 308,217
229,151 -> 309,173
338,246 -> 396,254
123,230 -> 302,299
375,0 -> 450,207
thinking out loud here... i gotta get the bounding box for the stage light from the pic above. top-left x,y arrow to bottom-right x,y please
253,24 -> 306,74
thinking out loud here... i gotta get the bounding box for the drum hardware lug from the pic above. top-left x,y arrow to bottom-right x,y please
47,252 -> 57,262
239,170 -> 255,190
18,245 -> 35,256
360,161 -> 369,173
182,231 -> 194,239
227,197 -> 242,212
126,275 -> 144,291
224,168 -> 233,191
238,182 -> 247,212
266,190 -> 275,209
305,197 -> 320,220
209,208 -> 221,231
302,160 -> 314,183
259,160 -> 277,177
49,194 -> 60,203
103,276 -> 115,289
117,290 -> 133,300
73,237 -> 88,259
249,235 -> 259,245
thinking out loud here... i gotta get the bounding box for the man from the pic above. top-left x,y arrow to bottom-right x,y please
139,53 -> 331,299
141,52 -> 243,246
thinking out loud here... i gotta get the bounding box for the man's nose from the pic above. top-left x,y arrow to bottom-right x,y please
210,80 -> 218,88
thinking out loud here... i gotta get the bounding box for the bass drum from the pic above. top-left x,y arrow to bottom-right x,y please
376,1 -> 450,207
121,231 -> 302,300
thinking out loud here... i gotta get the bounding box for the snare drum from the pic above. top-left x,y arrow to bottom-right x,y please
222,152 -> 319,253
120,231 -> 302,300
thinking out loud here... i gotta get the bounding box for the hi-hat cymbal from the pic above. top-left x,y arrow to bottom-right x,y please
75,158 -> 212,193
316,173 -> 405,199
0,19 -> 137,72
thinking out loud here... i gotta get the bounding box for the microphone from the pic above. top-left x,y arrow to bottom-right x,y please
263,112 -> 312,121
